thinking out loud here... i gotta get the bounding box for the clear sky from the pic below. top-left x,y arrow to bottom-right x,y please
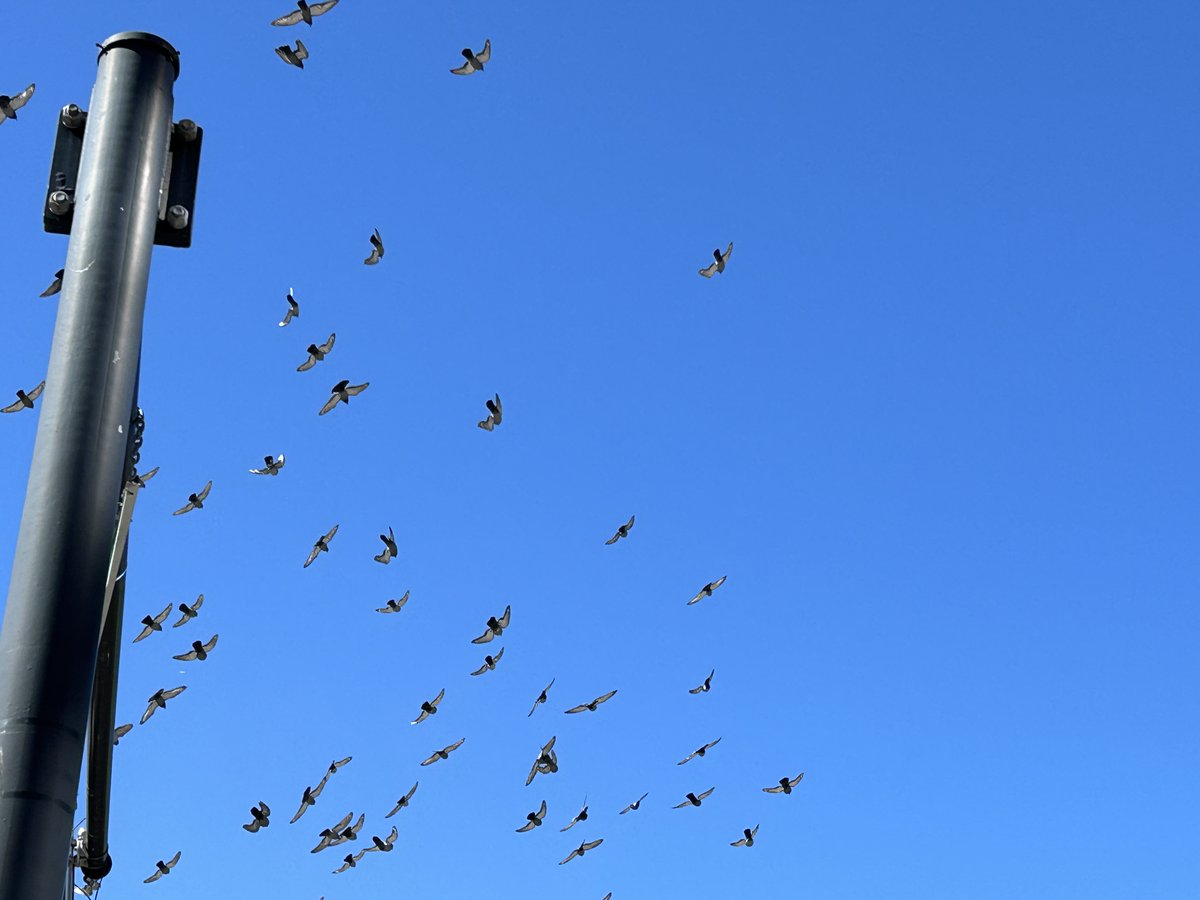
1,1 -> 1198,898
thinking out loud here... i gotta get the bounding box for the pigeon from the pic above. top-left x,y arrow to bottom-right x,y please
172,594 -> 204,627
172,480 -> 212,515
560,798 -> 589,832
374,526 -> 398,564
450,40 -> 491,75
420,737 -> 465,766
477,393 -> 502,431
673,787 -> 715,808
112,723 -> 133,746
527,677 -> 555,717
130,465 -> 160,488
763,773 -> 804,795
249,454 -> 286,475
132,603 -> 173,642
525,736 -> 558,786
618,792 -> 648,815
319,379 -> 369,415
312,812 -> 364,852
243,802 -> 271,833
172,634 -> 218,662
602,895 -> 613,900
689,669 -> 716,694
470,647 -> 504,676
411,688 -> 445,724
677,737 -> 722,765
1,380 -> 45,413
297,333 -> 335,371
376,591 -> 410,614
275,40 -> 309,68
142,851 -> 180,883
516,800 -> 547,832
731,824 -> 760,847
565,690 -> 617,714
559,838 -> 603,865
304,524 -> 339,567
325,756 -> 352,777
471,605 -> 511,643
604,515 -> 635,545
365,826 -> 398,852
140,686 -> 186,725
279,288 -> 299,326
290,774 -> 330,823
698,242 -> 733,278
39,269 -> 63,297
688,575 -> 727,605
332,849 -> 366,874
0,83 -> 35,124
385,782 -> 418,818
363,228 -> 384,265
272,0 -> 339,26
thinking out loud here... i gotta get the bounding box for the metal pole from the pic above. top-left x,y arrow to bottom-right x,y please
0,33 -> 178,898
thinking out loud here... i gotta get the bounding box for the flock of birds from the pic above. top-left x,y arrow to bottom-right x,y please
2,2 -> 791,896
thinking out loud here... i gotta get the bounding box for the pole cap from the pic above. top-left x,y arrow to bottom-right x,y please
96,32 -> 180,79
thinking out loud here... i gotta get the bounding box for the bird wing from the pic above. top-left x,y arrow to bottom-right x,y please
132,622 -> 155,643
450,62 -> 474,76
711,575 -> 727,590
477,416 -> 495,431
272,8 -> 304,25
419,751 -> 440,766
139,702 -> 157,724
303,545 -> 321,568
497,605 -> 511,629
564,703 -> 588,714
672,797 -> 691,809
0,398 -> 23,413
469,661 -> 488,676
202,634 -> 219,653
385,802 -> 401,818
172,648 -> 199,662
166,851 -> 181,868
309,0 -> 339,15
275,45 -> 296,64
582,838 -> 603,851
296,354 -> 317,372
731,837 -> 748,847
172,501 -> 195,516
143,870 -> 162,883
677,750 -> 696,765
162,686 -> 187,700
193,481 -> 211,501
476,39 -> 491,63
319,333 -> 336,354
604,530 -> 621,545
345,382 -> 369,396
789,773 -> 805,786
525,759 -> 541,786
763,784 -> 784,793
698,261 -> 719,278
26,381 -> 46,401
697,786 -> 715,800
279,304 -> 297,326
243,820 -> 261,833
290,797 -> 311,823
444,737 -> 465,753
152,603 -> 172,625
9,83 -> 34,112
515,820 -> 535,833
688,684 -> 705,694
471,628 -> 495,644
558,848 -> 580,865
322,523 -> 339,543
594,689 -> 617,705
687,588 -> 706,606
318,393 -> 340,415
705,737 -> 722,751
722,241 -> 733,262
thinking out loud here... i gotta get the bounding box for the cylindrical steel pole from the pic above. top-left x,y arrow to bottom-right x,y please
0,33 -> 178,898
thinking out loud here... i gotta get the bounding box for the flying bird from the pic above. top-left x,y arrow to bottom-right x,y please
249,454 -> 286,475
559,838 -> 603,865
763,773 -> 804,794
290,774 -> 330,823
172,634 -> 218,662
477,393 -> 502,431
243,802 -> 271,833
279,288 -> 300,326
363,228 -> 384,265
565,689 -> 617,714
1,380 -> 45,414
619,792 -> 648,815
677,737 -> 722,765
130,465 -> 160,488
325,756 -> 352,777
0,83 -> 35,124
698,242 -> 733,278
332,849 -> 366,874
304,524 -> 339,568
688,575 -> 727,605
140,686 -> 186,725
470,647 -> 504,676
312,812 -> 364,852
171,480 -> 212,515
411,688 -> 445,725
272,0 -> 339,26
133,603 -> 173,642
420,737 -> 465,766
142,851 -> 180,883
604,515 -> 635,545
319,379 -> 369,415
376,591 -> 410,614
39,268 -> 63,297
275,40 -> 309,68
516,800 -> 547,832
297,333 -> 335,371
365,826 -> 398,852
385,782 -> 418,818
112,723 -> 133,746
527,677 -> 555,717
450,40 -> 491,75
172,594 -> 204,627
731,824 -> 760,847
673,786 -> 715,809
560,798 -> 589,832
525,736 -> 558,786
471,604 -> 511,643
689,669 -> 715,694
374,526 -> 398,564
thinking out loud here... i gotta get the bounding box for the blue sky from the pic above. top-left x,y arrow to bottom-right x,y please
1,1 -> 1198,897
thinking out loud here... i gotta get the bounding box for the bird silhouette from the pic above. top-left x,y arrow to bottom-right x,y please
0,83 -> 35,124
319,379 -> 369,415
39,268 -> 63,298
731,824 -> 760,847
363,228 -> 384,265
605,515 -> 635,544
1,380 -> 45,414
142,851 -> 180,883
304,524 -> 339,568
565,690 -> 617,714
243,802 -> 271,833
411,688 -> 445,725
172,634 -> 218,662
688,575 -> 727,605
450,40 -> 491,75
297,334 -> 335,371
249,454 -> 286,475
477,393 -> 502,431
470,647 -> 504,676
527,677 -> 555,717
619,792 -> 648,815
420,738 -> 465,766
698,242 -> 733,277
275,40 -> 309,68
376,591 -> 410,614
677,737 -> 722,765
272,0 -> 339,26
384,782 -> 418,818
172,480 -> 212,516
132,604 -> 172,643
672,786 -> 715,808
516,799 -> 547,832
278,288 -> 299,326
140,687 -> 186,725
763,773 -> 804,794
559,838 -> 603,865
471,605 -> 511,643
171,594 -> 204,627
689,669 -> 716,694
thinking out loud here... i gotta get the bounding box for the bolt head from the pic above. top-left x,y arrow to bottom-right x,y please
167,205 -> 189,229
48,190 -> 72,216
175,119 -> 198,142
59,104 -> 86,129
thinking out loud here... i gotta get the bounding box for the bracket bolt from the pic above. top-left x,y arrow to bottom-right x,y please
59,104 -> 86,130
167,205 -> 189,230
175,119 -> 198,142
48,190 -> 72,216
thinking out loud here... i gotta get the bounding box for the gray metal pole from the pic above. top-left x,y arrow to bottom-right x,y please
0,33 -> 178,898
